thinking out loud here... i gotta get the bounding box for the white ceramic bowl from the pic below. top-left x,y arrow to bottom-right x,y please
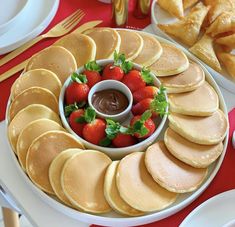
59,59 -> 168,160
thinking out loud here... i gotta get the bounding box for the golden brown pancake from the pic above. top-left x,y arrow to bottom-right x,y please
116,152 -> 177,212
145,141 -> 208,193
116,30 -> 143,61
159,62 -> 205,93
25,46 -> 77,84
11,69 -> 62,100
54,33 -> 96,67
8,104 -> 61,153
85,27 -> 121,60
149,43 -> 189,77
26,131 -> 84,194
49,148 -> 82,206
104,161 -> 144,216
169,82 -> 219,116
61,150 -> 112,213
168,110 -> 228,145
164,128 -> 224,168
133,33 -> 163,67
9,87 -> 59,121
17,119 -> 65,170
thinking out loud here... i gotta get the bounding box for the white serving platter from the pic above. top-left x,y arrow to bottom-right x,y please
151,0 -> 235,94
5,31 -> 229,227
0,0 -> 59,54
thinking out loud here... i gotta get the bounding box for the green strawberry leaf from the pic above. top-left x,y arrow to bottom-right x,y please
132,120 -> 149,137
71,72 -> 88,84
84,60 -> 102,72
105,119 -> 121,140
122,61 -> 133,74
65,103 -> 79,117
141,110 -> 152,121
84,107 -> 96,123
113,50 -> 133,74
99,137 -> 112,147
141,68 -> 153,84
75,116 -> 86,123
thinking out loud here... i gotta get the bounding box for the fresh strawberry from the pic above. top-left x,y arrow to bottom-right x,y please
132,98 -> 153,116
122,68 -> 153,93
112,133 -> 137,147
68,109 -> 85,137
133,86 -> 158,103
102,51 -> 133,81
83,61 -> 102,88
130,111 -> 156,139
65,72 -> 90,105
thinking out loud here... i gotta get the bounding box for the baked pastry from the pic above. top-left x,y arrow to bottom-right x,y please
217,52 -> 235,78
183,0 -> 199,9
216,33 -> 235,49
158,0 -> 184,18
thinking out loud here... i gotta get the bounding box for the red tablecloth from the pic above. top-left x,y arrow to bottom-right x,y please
0,1 -> 235,226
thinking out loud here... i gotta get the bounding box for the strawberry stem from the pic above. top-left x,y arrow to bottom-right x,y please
71,72 -> 88,84
113,51 -> 133,74
84,60 -> 102,72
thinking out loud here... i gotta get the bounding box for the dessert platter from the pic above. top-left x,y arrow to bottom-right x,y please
151,0 -> 235,94
5,27 -> 229,226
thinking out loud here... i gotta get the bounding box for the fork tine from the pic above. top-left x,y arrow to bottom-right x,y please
61,9 -> 83,26
63,10 -> 84,28
64,12 -> 85,29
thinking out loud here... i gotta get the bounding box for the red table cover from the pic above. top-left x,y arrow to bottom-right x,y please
0,1 -> 235,226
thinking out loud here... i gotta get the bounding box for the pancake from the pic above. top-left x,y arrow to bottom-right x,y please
25,46 -> 77,84
11,69 -> 62,100
116,30 -> 143,61
26,131 -> 84,194
158,62 -> 205,93
168,110 -> 228,145
145,141 -> 208,193
61,150 -> 112,213
84,27 -> 121,60
116,152 -> 177,212
104,161 -> 144,216
9,87 -> 59,121
149,43 -> 189,77
169,82 -> 219,116
17,119 -> 65,170
54,33 -> 96,67
8,104 -> 61,153
133,33 -> 163,67
164,128 -> 224,168
49,148 -> 82,206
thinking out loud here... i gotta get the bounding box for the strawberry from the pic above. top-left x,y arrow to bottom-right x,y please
83,61 -> 102,88
132,98 -> 153,116
133,86 -> 158,103
65,72 -> 90,105
68,109 -> 85,137
130,111 -> 156,139
112,133 -> 137,147
122,68 -> 153,93
102,51 -> 133,81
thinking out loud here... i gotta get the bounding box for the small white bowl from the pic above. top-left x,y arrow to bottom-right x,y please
59,59 -> 168,159
88,80 -> 133,122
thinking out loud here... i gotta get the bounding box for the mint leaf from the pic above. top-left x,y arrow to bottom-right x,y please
133,120 -> 149,137
105,119 -> 121,140
71,72 -> 88,84
141,68 -> 153,84
84,107 -> 96,123
113,51 -> 133,74
99,137 -> 112,147
141,110 -> 152,121
84,61 -> 102,72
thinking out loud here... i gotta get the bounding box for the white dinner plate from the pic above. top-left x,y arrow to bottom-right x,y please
150,0 -> 235,94
4,31 -> 229,227
0,0 -> 59,54
180,190 -> 235,227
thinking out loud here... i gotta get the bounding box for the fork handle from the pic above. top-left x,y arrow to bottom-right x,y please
0,35 -> 44,67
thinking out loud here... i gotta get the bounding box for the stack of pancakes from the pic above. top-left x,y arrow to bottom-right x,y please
7,27 -> 228,216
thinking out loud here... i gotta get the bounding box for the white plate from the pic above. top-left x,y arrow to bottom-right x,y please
0,0 -> 59,54
151,0 -> 235,94
180,190 -> 235,227
5,32 -> 229,227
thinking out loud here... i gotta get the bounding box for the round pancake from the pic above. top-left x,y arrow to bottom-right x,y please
104,161 -> 144,216
116,30 -> 143,61
168,110 -> 228,145
8,104 -> 61,153
17,119 -> 65,170
116,152 -> 177,212
25,46 -> 77,84
158,62 -> 205,93
49,148 -> 82,206
149,43 -> 189,77
26,131 -> 84,194
11,69 -> 62,100
9,87 -> 59,121
61,150 -> 112,213
164,128 -> 224,168
145,141 -> 208,193
85,27 -> 121,60
169,82 -> 219,116
54,33 -> 96,67
133,33 -> 163,67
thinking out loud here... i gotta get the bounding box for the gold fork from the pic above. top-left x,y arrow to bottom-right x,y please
0,9 -> 85,67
